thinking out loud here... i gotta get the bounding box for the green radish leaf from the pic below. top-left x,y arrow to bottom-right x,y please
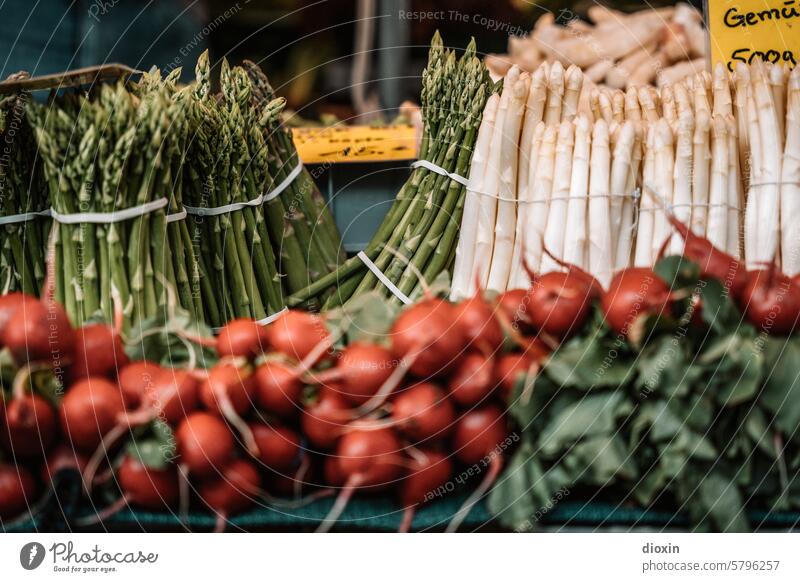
336,291 -> 400,344
126,420 -> 177,470
698,277 -> 743,334
760,336 -> 800,434
545,336 -> 635,389
568,434 -> 637,484
696,465 -> 750,532
125,305 -> 216,368
654,255 -> 700,289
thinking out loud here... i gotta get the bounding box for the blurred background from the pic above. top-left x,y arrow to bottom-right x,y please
0,0 -> 693,122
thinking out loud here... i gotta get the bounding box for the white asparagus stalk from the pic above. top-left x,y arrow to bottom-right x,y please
589,86 -> 602,121
691,108 -> 711,236
487,69 -> 529,293
744,81 -> 763,266
770,63 -> 786,147
671,110 -> 694,255
509,122 -> 545,288
752,61 -> 782,265
585,60 -> 614,84
473,81 -> 510,287
563,116 -> 592,270
733,64 -> 751,178
726,115 -> 742,258
661,84 -> 677,129
694,75 -> 712,120
712,62 -> 733,117
628,49 -> 668,88
545,61 -> 564,125
608,121 -> 635,259
615,122 -> 643,270
450,94 -> 500,300
780,68 -> 800,275
522,124 -> 558,275
517,66 -> 548,197
635,125 -> 657,266
624,87 -> 641,121
588,119 -> 613,286
541,121 -> 576,272
707,114 -> 730,252
606,46 -> 654,89
562,65 -> 583,122
638,85 -> 660,122
651,119 -> 675,258
611,91 -> 625,123
673,81 -> 692,118
656,58 -> 706,87
598,89 -> 614,124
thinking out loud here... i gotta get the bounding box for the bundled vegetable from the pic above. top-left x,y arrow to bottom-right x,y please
288,33 -> 498,308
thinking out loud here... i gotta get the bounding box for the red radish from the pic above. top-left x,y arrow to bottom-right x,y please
249,422 -> 301,472
199,362 -> 258,454
301,388 -> 353,450
268,310 -> 330,364
390,299 -> 464,377
0,463 -> 36,518
72,324 -> 128,380
452,406 -> 508,465
398,450 -> 452,532
139,368 -> 199,425
311,342 -> 397,406
118,456 -> 179,509
59,377 -> 126,452
453,293 -> 504,353
448,352 -> 496,407
175,412 -> 234,478
496,288 -> 533,333
1,393 -> 56,457
0,292 -> 36,344
391,382 -> 455,442
738,266 -> 800,335
198,458 -> 262,532
4,298 -> 75,365
601,267 -> 673,338
41,444 -> 89,484
117,361 -> 162,409
324,456 -> 346,487
665,212 -> 747,298
216,318 -> 270,359
495,352 -> 537,401
317,423 -> 404,532
254,361 -> 302,417
447,406 -> 508,532
526,271 -> 599,338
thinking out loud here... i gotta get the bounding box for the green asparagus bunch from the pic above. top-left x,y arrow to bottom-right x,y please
287,32 -> 498,309
0,89 -> 49,295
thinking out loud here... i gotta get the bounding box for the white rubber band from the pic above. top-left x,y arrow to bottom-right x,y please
357,251 -> 411,304
185,162 -> 304,217
166,208 -> 187,223
256,307 -> 288,326
411,160 -> 469,187
50,197 -> 169,224
0,208 -> 52,225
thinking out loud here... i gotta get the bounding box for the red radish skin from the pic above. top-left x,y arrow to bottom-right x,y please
495,352 -> 537,401
496,289 -> 533,333
601,267 -> 673,337
453,294 -> 504,353
118,456 -> 179,509
390,299 -> 464,377
0,463 -> 36,518
453,406 -> 509,465
200,363 -> 256,417
324,456 -> 346,487
268,310 -> 330,363
738,268 -> 800,335
391,383 -> 455,442
4,298 -> 75,366
140,369 -> 199,425
398,450 -> 453,532
72,324 -> 128,380
526,271 -> 598,339
448,352 -> 496,407
665,212 -> 748,298
254,361 -> 302,417
216,318 -> 270,359
1,393 -> 56,457
301,388 -> 353,450
0,293 -> 36,345
59,377 -> 126,452
249,423 -> 301,472
117,361 -> 162,409
42,444 -> 89,484
198,459 -> 262,532
175,412 -> 234,478
317,424 -> 404,532
313,343 -> 397,405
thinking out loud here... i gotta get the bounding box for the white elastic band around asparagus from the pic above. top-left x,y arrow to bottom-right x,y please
356,250 -> 411,304
184,162 -> 304,217
0,208 -> 52,225
49,197 -> 170,224
411,160 -> 469,187
211,306 -> 289,333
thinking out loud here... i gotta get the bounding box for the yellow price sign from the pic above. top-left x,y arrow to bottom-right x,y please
292,125 -> 418,165
707,0 -> 800,70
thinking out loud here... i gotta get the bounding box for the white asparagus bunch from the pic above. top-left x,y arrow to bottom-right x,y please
540,121 -> 576,272
587,120 -> 614,286
563,115 -> 592,269
780,67 -> 800,275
